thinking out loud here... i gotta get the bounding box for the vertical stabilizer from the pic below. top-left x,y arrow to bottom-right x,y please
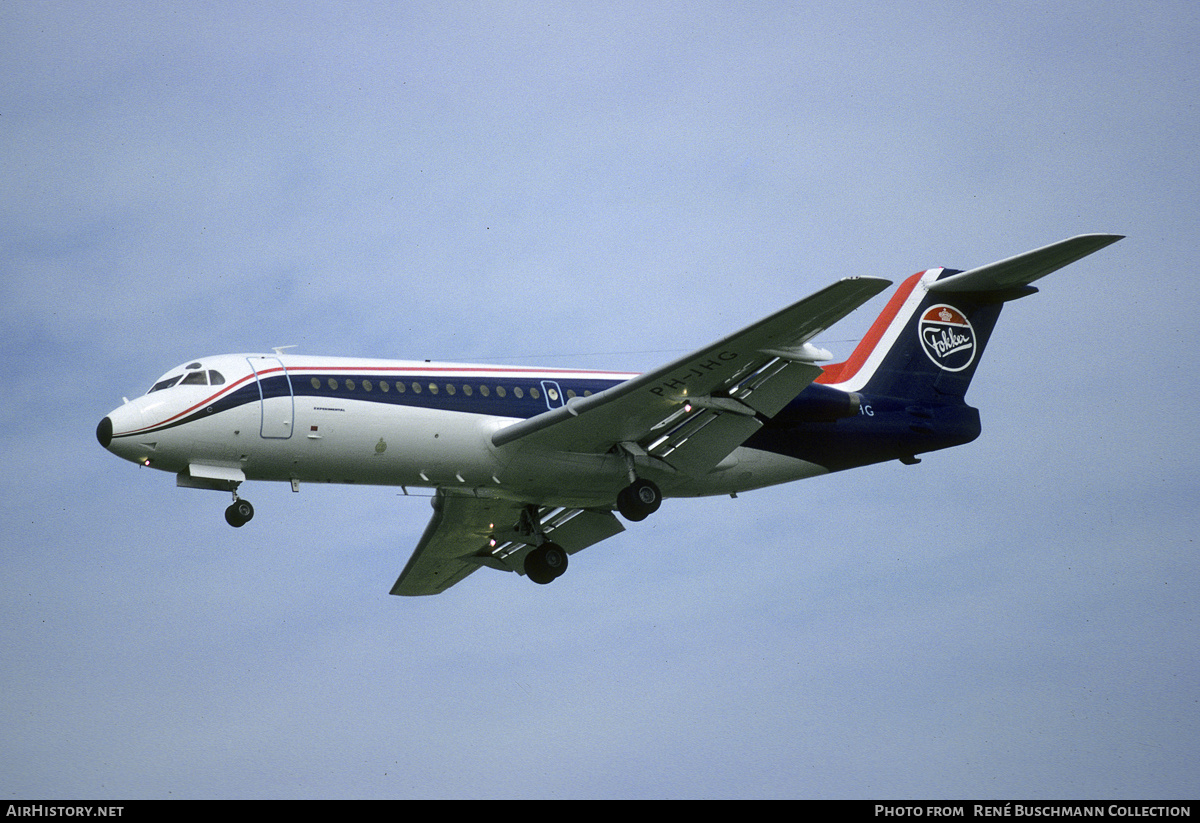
817,235 -> 1122,403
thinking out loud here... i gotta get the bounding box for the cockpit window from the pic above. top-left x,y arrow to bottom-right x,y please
148,376 -> 182,393
147,368 -> 225,394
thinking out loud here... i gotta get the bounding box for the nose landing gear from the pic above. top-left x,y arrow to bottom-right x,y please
225,494 -> 254,528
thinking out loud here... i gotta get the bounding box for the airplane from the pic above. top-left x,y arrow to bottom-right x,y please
96,234 -> 1122,595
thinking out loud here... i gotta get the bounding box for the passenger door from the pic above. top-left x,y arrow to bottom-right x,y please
246,356 -> 294,439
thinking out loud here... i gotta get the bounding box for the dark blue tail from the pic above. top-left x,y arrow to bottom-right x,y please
816,234 -> 1123,403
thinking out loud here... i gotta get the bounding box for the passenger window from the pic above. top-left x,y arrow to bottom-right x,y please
363,379 -> 373,391
445,384 -> 455,395
513,386 -> 523,399
530,387 -> 540,400
311,377 -> 321,390
328,378 -> 338,390
496,386 -> 506,398
480,385 -> 490,397
346,379 -> 356,391
380,381 -> 390,392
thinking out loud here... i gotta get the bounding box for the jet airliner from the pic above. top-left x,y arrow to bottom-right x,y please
96,235 -> 1122,595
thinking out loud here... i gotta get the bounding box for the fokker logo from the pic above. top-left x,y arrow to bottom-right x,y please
918,304 -> 975,372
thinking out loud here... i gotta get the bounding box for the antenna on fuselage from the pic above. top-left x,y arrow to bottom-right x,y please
272,345 -> 297,355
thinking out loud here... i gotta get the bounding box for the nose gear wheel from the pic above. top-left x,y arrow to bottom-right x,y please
225,494 -> 254,528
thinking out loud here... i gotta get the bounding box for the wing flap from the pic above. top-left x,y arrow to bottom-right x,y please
727,358 -> 824,418
545,507 -> 626,554
645,408 -> 764,474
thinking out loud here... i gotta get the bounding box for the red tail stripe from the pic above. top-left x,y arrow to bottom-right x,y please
816,271 -> 926,385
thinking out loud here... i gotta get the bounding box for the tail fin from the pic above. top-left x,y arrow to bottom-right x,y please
817,234 -> 1122,402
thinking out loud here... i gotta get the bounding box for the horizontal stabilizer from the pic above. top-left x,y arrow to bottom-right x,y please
928,234 -> 1123,294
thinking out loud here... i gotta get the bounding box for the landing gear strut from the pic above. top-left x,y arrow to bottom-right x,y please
516,505 -> 569,585
617,478 -> 662,522
225,493 -> 254,528
612,443 -> 663,523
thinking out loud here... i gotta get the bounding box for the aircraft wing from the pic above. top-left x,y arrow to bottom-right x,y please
491,276 -> 891,474
391,490 -> 625,596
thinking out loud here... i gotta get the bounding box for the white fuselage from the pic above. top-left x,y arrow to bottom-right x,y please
99,353 -> 827,509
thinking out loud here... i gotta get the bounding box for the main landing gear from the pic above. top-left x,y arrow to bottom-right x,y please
521,478 -> 659,585
616,477 -> 662,522
224,492 -> 254,528
524,542 -> 568,585
612,443 -> 663,523
517,505 -> 569,586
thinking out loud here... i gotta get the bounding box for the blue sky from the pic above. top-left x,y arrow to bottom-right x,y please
3,1 -> 1197,799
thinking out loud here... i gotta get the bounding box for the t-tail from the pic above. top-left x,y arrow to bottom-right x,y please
764,235 -> 1123,471
818,234 -> 1123,403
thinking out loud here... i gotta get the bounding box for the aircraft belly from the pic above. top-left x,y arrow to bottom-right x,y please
268,401 -> 505,488
491,447 -> 626,508
669,447 -> 827,498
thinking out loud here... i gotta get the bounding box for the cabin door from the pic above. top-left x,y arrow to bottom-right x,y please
246,356 -> 294,439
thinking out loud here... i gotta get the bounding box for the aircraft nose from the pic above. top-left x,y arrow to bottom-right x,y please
97,402 -> 149,461
96,416 -> 113,449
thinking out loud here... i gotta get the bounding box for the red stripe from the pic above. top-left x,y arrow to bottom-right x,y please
816,271 -> 925,385
125,373 -> 259,436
